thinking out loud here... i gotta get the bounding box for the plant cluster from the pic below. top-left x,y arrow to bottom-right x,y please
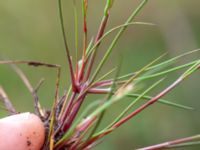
0,0 -> 200,150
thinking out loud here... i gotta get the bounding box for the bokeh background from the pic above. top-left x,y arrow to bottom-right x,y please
0,0 -> 200,149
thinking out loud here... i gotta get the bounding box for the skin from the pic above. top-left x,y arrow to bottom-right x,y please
0,112 -> 45,150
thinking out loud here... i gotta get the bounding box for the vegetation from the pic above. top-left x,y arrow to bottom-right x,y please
0,0 -> 199,149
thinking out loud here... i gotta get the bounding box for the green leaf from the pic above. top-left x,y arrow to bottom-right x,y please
73,0 -> 79,62
107,78 -> 165,128
169,141 -> 200,149
86,22 -> 155,58
104,0 -> 115,15
127,94 -> 194,110
91,0 -> 149,82
137,60 -> 199,81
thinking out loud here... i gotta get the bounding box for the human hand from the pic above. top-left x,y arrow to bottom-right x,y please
0,112 -> 45,150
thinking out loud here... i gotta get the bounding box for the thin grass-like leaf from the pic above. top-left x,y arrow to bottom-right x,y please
111,60 -> 200,130
104,0 -> 114,16
115,49 -> 200,81
127,94 -> 193,110
87,58 -> 123,141
73,0 -> 79,62
86,22 -> 155,58
137,134 -> 200,150
58,0 -> 76,90
86,38 -> 94,54
107,78 -> 165,129
137,60 -> 199,81
117,53 -> 166,93
86,59 -> 199,145
82,0 -> 88,57
97,78 -> 165,136
95,67 -> 117,83
91,0 -> 148,82
182,60 -> 200,79
168,141 -> 200,149
148,49 -> 200,71
57,100 -> 102,143
85,0 -> 114,80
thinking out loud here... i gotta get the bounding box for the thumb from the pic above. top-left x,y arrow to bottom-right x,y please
0,112 -> 45,150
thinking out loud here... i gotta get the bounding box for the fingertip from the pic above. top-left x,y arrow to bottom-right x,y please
0,112 -> 45,150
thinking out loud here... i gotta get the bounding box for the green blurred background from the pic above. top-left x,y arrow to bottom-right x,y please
0,0 -> 200,149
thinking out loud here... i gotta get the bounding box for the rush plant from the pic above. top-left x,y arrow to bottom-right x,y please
0,0 -> 200,150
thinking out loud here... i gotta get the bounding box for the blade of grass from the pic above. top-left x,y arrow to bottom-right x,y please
147,49 -> 200,71
168,141 -> 200,149
56,100 -> 102,144
86,38 -> 94,54
107,78 -> 165,129
58,86 -> 72,121
64,53 -> 165,129
116,53 -> 166,95
90,0 -> 148,82
86,57 -> 123,142
58,0 -> 76,91
48,66 -> 61,149
127,94 -> 194,110
95,67 -> 117,84
137,60 -> 199,81
56,61 -> 120,148
86,22 -> 155,58
87,87 -> 193,110
137,134 -> 200,150
78,0 -> 89,82
104,0 -> 114,16
91,53 -> 166,96
110,49 -> 200,81
82,0 -> 88,56
87,89 -> 194,110
55,77 -> 133,147
85,60 -> 199,146
111,60 -> 200,129
85,0 -> 113,80
73,0 -> 79,63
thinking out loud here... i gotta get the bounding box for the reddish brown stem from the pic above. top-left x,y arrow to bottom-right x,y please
137,135 -> 200,150
81,129 -> 112,149
62,93 -> 87,132
85,14 -> 110,80
88,88 -> 110,94
69,116 -> 97,150
58,0 -> 77,92
61,92 -> 77,122
78,0 -> 88,83
83,77 -> 184,148
112,77 -> 182,128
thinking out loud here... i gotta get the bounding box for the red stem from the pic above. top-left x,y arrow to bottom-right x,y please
137,135 -> 200,150
85,14 -> 109,80
62,84 -> 88,132
78,0 -> 88,82
61,92 -> 77,122
58,0 -> 77,91
88,88 -> 110,94
112,77 -> 182,128
81,129 -> 112,149
93,80 -> 113,87
83,77 -> 184,148
69,116 -> 97,150
62,94 -> 87,132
